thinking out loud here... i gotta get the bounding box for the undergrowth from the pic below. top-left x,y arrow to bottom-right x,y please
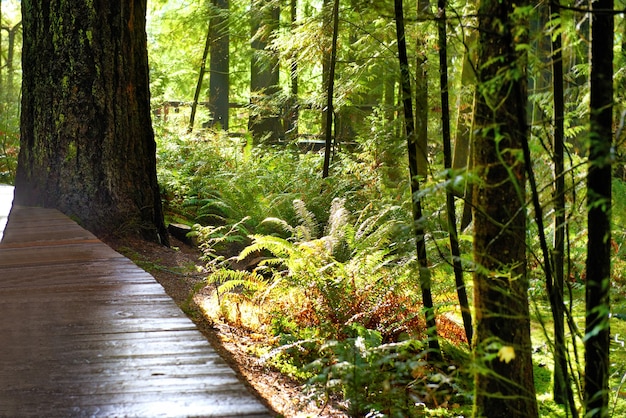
156,123 -> 626,417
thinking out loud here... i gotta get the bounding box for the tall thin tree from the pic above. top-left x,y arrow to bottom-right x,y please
322,0 -> 339,178
549,1 -> 576,413
394,0 -> 441,360
436,0 -> 472,344
585,0 -> 613,415
414,0 -> 430,178
189,20 -> 211,133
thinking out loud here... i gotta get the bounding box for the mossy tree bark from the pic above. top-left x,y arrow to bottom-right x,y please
15,0 -> 168,245
471,0 -> 538,416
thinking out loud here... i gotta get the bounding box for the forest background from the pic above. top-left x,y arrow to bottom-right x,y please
2,0 -> 626,416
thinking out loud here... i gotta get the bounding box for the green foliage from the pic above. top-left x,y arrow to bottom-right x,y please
0,103 -> 19,184
305,326 -> 471,417
156,125 -> 383,234
0,1 -> 23,185
231,199 -> 422,340
196,196 -> 472,414
148,1 -> 626,415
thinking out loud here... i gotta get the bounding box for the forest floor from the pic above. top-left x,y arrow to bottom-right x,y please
104,234 -> 347,418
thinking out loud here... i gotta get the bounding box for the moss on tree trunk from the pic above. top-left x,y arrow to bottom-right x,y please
16,0 -> 168,244
471,0 -> 538,416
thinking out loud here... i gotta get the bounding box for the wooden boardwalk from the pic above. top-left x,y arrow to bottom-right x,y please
0,185 -> 272,417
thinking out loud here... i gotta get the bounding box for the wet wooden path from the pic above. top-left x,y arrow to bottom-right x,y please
0,185 -> 272,417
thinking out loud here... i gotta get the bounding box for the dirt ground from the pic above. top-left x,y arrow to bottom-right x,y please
103,234 -> 346,418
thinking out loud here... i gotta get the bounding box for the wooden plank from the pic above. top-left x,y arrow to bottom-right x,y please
0,204 -> 272,417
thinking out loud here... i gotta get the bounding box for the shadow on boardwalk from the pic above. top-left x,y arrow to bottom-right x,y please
0,185 -> 273,417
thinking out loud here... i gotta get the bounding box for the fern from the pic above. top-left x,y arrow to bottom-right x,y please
293,199 -> 318,239
238,234 -> 297,261
208,269 -> 268,297
194,216 -> 251,262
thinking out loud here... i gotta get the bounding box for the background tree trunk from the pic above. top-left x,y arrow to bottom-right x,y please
15,0 -> 168,245
453,30 -> 476,231
471,0 -> 538,415
549,1 -> 575,411
584,0 -> 613,415
285,0 -> 299,139
437,0 -> 472,345
208,0 -> 230,130
395,0 -> 441,361
249,0 -> 282,143
414,0 -> 430,178
322,0 -> 339,178
188,20 -> 211,133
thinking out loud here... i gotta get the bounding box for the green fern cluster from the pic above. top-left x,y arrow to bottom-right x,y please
207,198 -> 421,341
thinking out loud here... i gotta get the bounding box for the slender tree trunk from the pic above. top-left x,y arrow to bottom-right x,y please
322,0 -> 339,178
453,30 -> 477,231
16,0 -> 168,245
549,1 -> 576,413
5,23 -> 20,97
437,0 -> 472,344
208,0 -> 229,130
471,0 -> 538,415
394,0 -> 441,361
585,0 -> 613,415
285,0 -> 299,139
188,20 -> 211,133
414,0 -> 430,178
321,0 -> 331,137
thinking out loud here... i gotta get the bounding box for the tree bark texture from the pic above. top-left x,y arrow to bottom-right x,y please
471,0 -> 538,416
16,0 -> 168,244
585,0 -> 613,415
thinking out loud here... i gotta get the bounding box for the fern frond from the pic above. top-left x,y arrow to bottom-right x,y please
208,269 -> 268,296
219,278 -> 265,294
352,207 -> 405,253
207,269 -> 250,285
326,197 -> 349,238
260,217 -> 295,236
293,199 -> 319,239
238,234 -> 296,261
354,205 -> 402,241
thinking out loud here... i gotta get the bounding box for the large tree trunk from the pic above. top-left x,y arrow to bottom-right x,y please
471,0 -> 538,415
585,0 -> 613,415
15,0 -> 168,245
